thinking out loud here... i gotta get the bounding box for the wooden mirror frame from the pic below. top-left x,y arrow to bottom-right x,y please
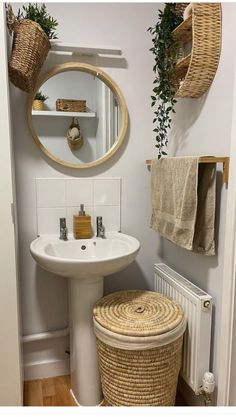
27,62 -> 128,168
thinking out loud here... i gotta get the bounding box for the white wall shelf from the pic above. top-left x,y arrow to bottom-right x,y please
32,110 -> 96,118
50,42 -> 122,56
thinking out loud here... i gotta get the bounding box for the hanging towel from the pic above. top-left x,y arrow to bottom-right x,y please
150,157 -> 216,255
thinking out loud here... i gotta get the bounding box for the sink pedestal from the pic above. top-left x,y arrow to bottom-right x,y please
70,276 -> 104,406
30,232 -> 140,406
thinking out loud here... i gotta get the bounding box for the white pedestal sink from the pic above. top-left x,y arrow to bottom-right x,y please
30,232 -> 140,406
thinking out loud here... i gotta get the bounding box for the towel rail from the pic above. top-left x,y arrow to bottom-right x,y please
145,157 -> 230,184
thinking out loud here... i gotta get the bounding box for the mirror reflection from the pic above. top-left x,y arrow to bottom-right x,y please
31,70 -> 122,165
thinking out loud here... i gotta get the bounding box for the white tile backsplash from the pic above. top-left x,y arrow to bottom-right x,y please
66,179 -> 93,207
93,178 -> 120,205
35,178 -> 121,235
93,206 -> 120,232
37,207 -> 66,235
36,179 -> 66,208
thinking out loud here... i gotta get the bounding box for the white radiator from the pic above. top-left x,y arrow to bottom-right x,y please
154,263 -> 212,394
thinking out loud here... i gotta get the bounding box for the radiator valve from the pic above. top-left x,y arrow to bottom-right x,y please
200,372 -> 215,406
202,372 -> 215,393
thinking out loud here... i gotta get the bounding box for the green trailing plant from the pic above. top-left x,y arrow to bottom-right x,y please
148,3 -> 182,159
17,3 -> 58,39
34,91 -> 48,102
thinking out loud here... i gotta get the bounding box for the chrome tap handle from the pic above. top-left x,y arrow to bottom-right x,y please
60,217 -> 66,229
96,216 -> 105,238
97,216 -> 103,226
59,217 -> 68,240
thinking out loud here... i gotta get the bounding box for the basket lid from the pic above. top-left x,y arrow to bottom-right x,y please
93,290 -> 184,337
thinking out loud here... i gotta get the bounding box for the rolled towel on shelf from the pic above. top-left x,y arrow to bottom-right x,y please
150,156 -> 216,256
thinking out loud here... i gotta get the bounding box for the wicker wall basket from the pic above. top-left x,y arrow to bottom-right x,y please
175,3 -> 222,98
175,3 -> 189,17
9,20 -> 50,93
93,290 -> 186,406
56,99 -> 87,112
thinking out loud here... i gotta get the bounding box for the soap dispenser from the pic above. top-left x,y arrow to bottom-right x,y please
73,204 -> 92,239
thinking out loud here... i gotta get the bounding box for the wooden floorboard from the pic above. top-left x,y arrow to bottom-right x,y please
24,375 -> 186,406
24,380 -> 44,406
24,376 -> 76,406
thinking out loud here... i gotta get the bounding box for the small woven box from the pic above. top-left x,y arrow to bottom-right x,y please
93,290 -> 186,406
56,99 -> 86,112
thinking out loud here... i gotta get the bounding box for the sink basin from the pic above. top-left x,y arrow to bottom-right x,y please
30,231 -> 140,406
30,232 -> 140,279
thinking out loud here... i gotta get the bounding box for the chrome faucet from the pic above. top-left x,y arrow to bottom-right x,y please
59,217 -> 68,240
96,216 -> 105,238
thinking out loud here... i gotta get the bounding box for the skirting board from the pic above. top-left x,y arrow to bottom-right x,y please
23,332 -> 70,381
24,358 -> 70,381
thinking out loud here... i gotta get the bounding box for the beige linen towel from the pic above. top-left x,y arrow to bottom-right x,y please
150,157 -> 216,255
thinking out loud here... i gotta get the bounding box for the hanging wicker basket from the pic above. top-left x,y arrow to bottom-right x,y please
66,118 -> 84,150
175,3 -> 190,17
9,19 -> 51,93
174,3 -> 222,98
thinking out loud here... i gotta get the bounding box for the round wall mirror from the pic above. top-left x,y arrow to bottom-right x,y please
27,63 -> 128,168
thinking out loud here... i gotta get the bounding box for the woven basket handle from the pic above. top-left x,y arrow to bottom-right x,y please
135,306 -> 145,314
5,3 -> 16,35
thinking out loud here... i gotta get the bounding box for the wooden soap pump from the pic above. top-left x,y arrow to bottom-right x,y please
73,204 -> 92,239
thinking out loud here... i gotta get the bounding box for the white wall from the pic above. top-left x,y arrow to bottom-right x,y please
165,3 -> 236,402
224,41 -> 236,406
0,3 -> 22,405
10,1 -> 161,366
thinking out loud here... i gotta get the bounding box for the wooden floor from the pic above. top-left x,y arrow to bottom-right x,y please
24,375 -> 186,406
24,375 -> 76,406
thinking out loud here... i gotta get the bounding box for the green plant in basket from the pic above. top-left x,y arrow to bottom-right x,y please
34,91 -> 49,102
33,91 -> 49,111
17,3 -> 58,39
148,3 -> 182,159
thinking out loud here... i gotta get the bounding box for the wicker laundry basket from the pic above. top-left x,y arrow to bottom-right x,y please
93,290 -> 186,406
